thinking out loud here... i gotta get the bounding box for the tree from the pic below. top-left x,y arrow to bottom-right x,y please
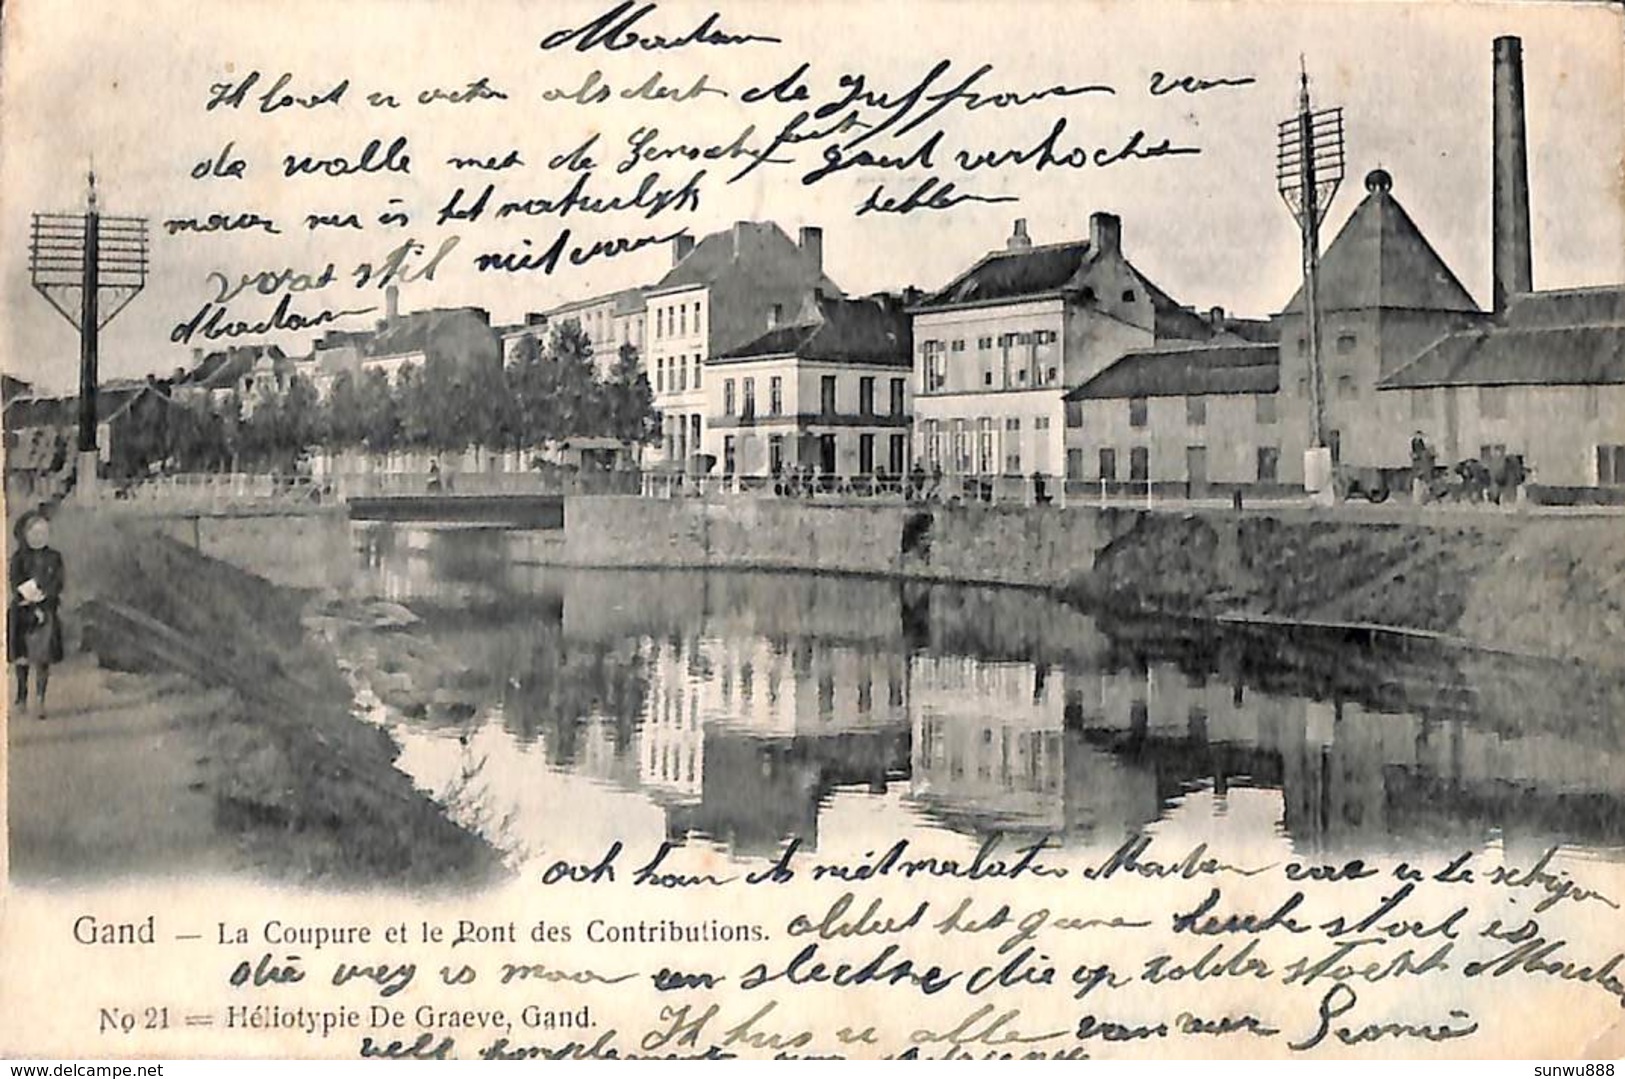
603,343 -> 659,445
359,368 -> 399,455
549,319 -> 600,438
325,370 -> 367,449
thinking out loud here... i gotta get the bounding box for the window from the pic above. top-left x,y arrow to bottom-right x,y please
889,433 -> 906,475
769,376 -> 783,416
723,378 -> 735,416
693,357 -> 701,389
1099,448 -> 1118,481
1255,393 -> 1277,424
983,371 -> 994,386
1035,416 -> 1050,431
859,376 -> 875,416
742,377 -> 755,419
1003,417 -> 1021,474
1297,376 -> 1309,396
1411,388 -> 1434,418
821,375 -> 837,414
1065,400 -> 1083,428
677,363 -> 687,392
656,357 -> 664,393
1479,385 -> 1509,419
950,339 -> 965,353
922,341 -> 946,392
1599,445 -> 1625,485
679,306 -> 687,336
1129,396 -> 1148,428
694,302 -> 703,337
769,303 -> 782,327
1129,446 -> 1149,482
1296,337 -> 1307,355
768,435 -> 784,474
1121,290 -> 1137,303
953,419 -> 971,472
1067,448 -> 1084,479
1186,395 -> 1207,426
924,419 -> 941,469
1337,333 -> 1357,354
1337,374 -> 1357,399
976,417 -> 995,473
890,377 -> 905,416
978,336 -> 993,350
723,435 -> 736,475
1327,429 -> 1341,465
1257,446 -> 1280,483
859,433 -> 876,475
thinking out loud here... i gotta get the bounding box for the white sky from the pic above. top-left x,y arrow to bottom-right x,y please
1,0 -> 1621,393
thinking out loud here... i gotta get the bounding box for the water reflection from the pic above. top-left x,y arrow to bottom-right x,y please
351,523 -> 1625,867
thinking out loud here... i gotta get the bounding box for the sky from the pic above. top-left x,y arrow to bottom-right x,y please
0,0 -> 1621,393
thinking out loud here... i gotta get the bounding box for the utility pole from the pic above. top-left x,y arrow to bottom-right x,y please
1277,62 -> 1344,502
28,170 -> 149,501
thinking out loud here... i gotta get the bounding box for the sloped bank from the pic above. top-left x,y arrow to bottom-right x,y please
1066,511 -> 1625,669
65,515 -> 504,888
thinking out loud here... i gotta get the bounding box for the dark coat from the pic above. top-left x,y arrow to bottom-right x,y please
8,546 -> 65,664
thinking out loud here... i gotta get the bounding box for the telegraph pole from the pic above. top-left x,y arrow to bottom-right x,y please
1277,62 -> 1344,500
28,171 -> 149,500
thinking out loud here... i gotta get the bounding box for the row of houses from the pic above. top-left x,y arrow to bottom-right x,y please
7,38 -> 1620,496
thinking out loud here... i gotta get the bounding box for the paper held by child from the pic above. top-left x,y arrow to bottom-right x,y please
17,579 -> 45,605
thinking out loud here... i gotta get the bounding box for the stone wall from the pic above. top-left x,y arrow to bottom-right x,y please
530,496 -> 1130,587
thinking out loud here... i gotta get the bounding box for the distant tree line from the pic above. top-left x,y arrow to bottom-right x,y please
124,323 -> 658,477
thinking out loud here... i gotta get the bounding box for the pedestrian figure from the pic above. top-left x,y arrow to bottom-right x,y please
427,458 -> 442,493
9,509 -> 65,719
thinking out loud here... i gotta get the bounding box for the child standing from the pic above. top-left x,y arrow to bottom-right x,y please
9,510 -> 65,718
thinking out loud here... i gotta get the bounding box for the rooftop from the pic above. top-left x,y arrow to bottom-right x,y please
716,293 -> 912,368
652,221 -> 841,296
1281,170 -> 1480,316
1379,322 -> 1625,389
1065,344 -> 1280,400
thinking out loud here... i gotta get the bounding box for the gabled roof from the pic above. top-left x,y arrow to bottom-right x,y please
1282,172 -> 1480,315
1379,323 -> 1625,389
914,234 -> 1219,345
2,374 -> 35,402
653,221 -> 841,296
366,307 -> 493,360
179,344 -> 287,389
917,240 -> 1095,309
1064,344 -> 1279,400
1504,286 -> 1625,329
716,294 -> 912,367
4,384 -> 172,429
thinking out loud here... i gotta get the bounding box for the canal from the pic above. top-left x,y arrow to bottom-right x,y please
336,522 -> 1625,873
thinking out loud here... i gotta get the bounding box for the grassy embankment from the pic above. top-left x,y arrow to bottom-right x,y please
57,511 -> 504,888
1067,512 -> 1625,668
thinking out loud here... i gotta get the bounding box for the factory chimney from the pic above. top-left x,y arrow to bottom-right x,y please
1492,35 -> 1533,315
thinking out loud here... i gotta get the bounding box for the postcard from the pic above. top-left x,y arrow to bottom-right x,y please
1,0 -> 1622,1061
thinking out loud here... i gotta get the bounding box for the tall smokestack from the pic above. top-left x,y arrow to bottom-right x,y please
1492,35 -> 1533,315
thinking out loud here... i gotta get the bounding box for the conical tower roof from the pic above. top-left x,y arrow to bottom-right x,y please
1282,170 -> 1480,315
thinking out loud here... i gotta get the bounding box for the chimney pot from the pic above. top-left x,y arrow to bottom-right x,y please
799,225 -> 824,274
1492,35 -> 1533,314
385,284 -> 400,325
1007,218 -> 1033,251
672,233 -> 695,266
1090,212 -> 1122,257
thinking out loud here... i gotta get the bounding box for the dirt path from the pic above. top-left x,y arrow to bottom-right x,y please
6,656 -> 242,884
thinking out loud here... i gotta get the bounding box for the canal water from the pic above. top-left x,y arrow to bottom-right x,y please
341,522 -> 1625,873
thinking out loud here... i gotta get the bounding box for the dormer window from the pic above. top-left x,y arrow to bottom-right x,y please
1121,290 -> 1136,303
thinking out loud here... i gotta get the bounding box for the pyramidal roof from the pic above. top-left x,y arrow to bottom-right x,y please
1282,170 -> 1480,316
